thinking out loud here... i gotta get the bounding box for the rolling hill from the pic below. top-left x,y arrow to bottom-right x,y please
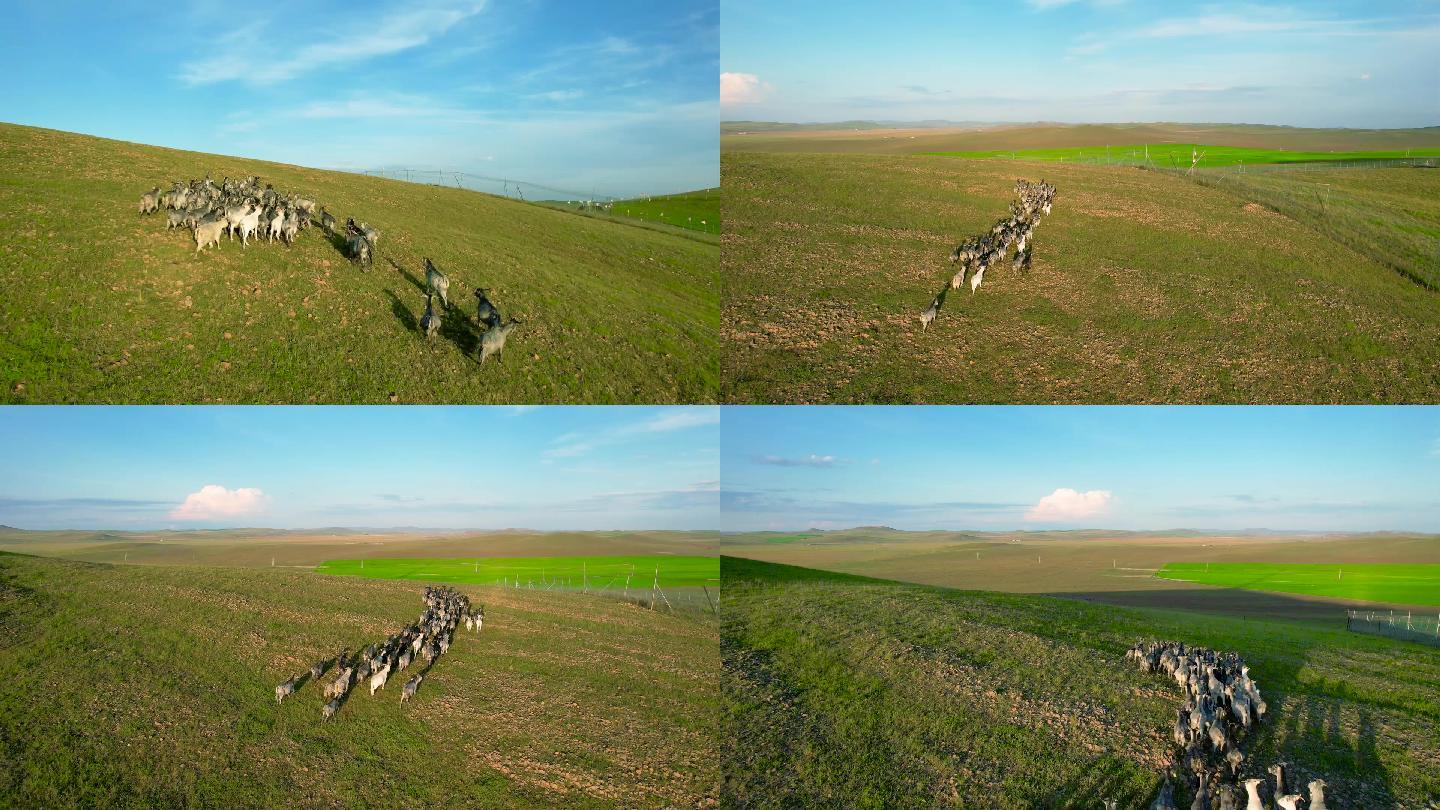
721,149 -> 1440,403
0,551 -> 717,807
721,557 -> 1440,808
0,122 -> 718,403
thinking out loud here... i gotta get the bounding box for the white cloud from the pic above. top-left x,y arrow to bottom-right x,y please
1360,73 -> 1371,80
170,485 -> 266,520
180,2 -> 487,86
720,72 -> 771,105
1025,488 -> 1113,522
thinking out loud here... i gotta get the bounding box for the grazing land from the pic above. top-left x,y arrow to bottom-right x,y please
0,122 -> 719,404
1157,562 -> 1440,607
721,529 -> 1440,622
924,143 -> 1439,167
722,148 -> 1440,403
0,551 -> 717,807
722,556 -> 1440,808
317,554 -> 719,589
722,121 -> 1440,155
541,188 -> 720,235
0,526 -> 718,569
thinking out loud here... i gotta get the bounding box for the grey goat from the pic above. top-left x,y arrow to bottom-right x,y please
479,318 -> 522,364
424,257 -> 449,306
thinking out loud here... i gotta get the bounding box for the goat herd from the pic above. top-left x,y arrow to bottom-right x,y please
274,586 -> 482,720
920,179 -> 1057,331
139,176 -> 522,364
1124,640 -> 1330,810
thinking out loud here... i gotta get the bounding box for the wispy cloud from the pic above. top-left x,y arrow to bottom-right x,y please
753,454 -> 841,468
544,408 -> 719,459
179,1 -> 488,86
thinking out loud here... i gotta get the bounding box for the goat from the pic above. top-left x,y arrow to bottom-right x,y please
319,207 -> 336,233
1308,779 -> 1328,810
322,697 -> 340,720
474,287 -> 501,329
920,297 -> 938,331
193,218 -> 226,253
479,318 -> 521,364
348,234 -> 372,268
420,293 -> 441,338
401,673 -> 423,702
369,664 -> 391,695
275,676 -> 297,703
1241,779 -> 1263,810
424,258 -> 449,306
238,209 -> 261,247
139,187 -> 161,214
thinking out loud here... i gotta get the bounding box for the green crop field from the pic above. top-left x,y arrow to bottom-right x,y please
925,143 -> 1440,167
316,555 -> 720,589
722,556 -> 1440,808
1158,562 -> 1440,607
0,122 -> 719,404
0,551 -> 717,807
721,150 -> 1440,403
542,189 -> 720,235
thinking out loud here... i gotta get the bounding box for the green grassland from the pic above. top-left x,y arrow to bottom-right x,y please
722,150 -> 1440,403
722,557 -> 1440,808
541,189 -> 720,235
721,121 -> 1440,156
1184,166 -> 1440,289
0,551 -> 717,807
925,143 -> 1439,167
0,122 -> 718,403
1158,563 -> 1440,607
316,555 -> 719,589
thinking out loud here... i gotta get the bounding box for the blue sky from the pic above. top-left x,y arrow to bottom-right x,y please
0,407 -> 719,530
721,407 -> 1440,532
721,0 -> 1440,127
0,1 -> 717,198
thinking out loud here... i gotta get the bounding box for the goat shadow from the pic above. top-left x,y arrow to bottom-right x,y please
386,257 -> 482,358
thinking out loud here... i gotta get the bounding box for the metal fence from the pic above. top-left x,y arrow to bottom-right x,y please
1346,609 -> 1440,647
1012,150 -> 1440,174
488,573 -> 719,618
348,168 -> 620,204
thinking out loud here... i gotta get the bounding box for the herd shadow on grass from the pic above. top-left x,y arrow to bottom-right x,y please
384,258 -> 483,360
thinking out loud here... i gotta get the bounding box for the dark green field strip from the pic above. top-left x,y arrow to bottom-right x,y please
722,558 -> 1440,808
1158,563 -> 1440,606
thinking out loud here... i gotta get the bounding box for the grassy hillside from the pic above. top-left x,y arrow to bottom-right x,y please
542,189 -> 720,235
316,554 -> 720,588
0,552 -> 717,807
1183,166 -> 1440,289
0,123 -> 718,403
722,557 -> 1440,808
722,151 -> 1440,403
1158,563 -> 1440,606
